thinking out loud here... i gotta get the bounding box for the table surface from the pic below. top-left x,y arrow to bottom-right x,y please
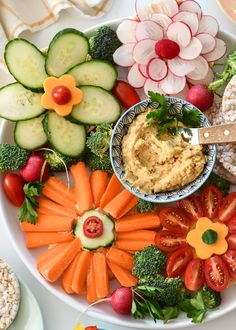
1,0 -> 236,329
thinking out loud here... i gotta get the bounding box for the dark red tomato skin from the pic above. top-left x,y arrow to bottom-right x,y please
112,80 -> 140,108
228,216 -> 236,234
222,250 -> 236,280
184,258 -> 205,291
177,195 -> 203,222
218,192 -> 236,222
85,327 -> 98,330
200,185 -> 222,219
204,256 -> 229,292
19,153 -> 49,183
166,246 -> 193,278
51,86 -> 71,105
159,207 -> 192,234
83,216 -> 103,238
3,173 -> 25,207
155,231 -> 186,253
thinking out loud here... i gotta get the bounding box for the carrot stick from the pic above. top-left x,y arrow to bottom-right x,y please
107,260 -> 137,287
100,174 -> 123,209
106,247 -> 134,271
42,185 -> 77,212
116,196 -> 138,219
37,242 -> 70,272
86,254 -> 99,303
103,189 -> 134,218
46,177 -> 77,204
90,170 -> 108,207
116,230 -> 157,241
93,252 -> 109,298
20,215 -> 74,232
25,232 -> 74,249
70,162 -> 94,214
37,197 -> 77,218
115,239 -> 155,251
62,252 -> 82,294
72,250 -> 92,295
115,213 -> 160,232
39,238 -> 82,282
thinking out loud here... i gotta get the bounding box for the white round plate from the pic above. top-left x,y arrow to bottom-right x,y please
1,18 -> 236,329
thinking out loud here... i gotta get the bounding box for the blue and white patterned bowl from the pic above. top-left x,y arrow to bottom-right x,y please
110,97 -> 217,203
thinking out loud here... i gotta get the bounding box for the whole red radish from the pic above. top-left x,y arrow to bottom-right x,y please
110,287 -> 132,315
19,153 -> 49,182
3,173 -> 25,207
186,84 -> 214,112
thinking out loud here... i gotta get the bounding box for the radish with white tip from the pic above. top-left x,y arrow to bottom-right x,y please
135,20 -> 163,41
113,43 -> 135,67
186,84 -> 214,112
116,20 -> 138,44
196,33 -> 216,54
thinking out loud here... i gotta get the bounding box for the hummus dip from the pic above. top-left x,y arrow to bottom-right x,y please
122,111 -> 207,194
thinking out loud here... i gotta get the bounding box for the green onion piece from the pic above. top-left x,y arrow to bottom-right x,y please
202,229 -> 218,245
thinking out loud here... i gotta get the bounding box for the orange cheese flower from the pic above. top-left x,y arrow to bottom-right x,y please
187,217 -> 228,260
41,74 -> 83,116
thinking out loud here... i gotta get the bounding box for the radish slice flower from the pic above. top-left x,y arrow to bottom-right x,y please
113,0 -> 226,96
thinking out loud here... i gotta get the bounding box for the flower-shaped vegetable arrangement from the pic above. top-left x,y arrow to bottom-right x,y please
113,0 -> 226,96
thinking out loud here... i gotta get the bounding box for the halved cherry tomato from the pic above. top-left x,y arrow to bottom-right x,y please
159,207 -> 192,234
227,233 -> 236,250
222,250 -> 236,280
3,173 -> 25,207
83,216 -> 103,238
228,216 -> 236,234
112,80 -> 140,108
155,231 -> 186,252
200,185 -> 222,219
218,192 -> 236,222
204,255 -> 229,291
184,258 -> 204,291
177,195 -> 203,222
166,246 -> 193,278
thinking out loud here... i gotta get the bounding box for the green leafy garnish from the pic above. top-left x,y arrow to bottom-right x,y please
18,182 -> 44,224
181,108 -> 201,127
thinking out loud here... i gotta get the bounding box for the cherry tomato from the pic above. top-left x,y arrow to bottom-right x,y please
85,327 -> 98,330
222,250 -> 236,280
177,195 -> 203,222
159,207 -> 192,234
112,80 -> 140,108
218,192 -> 236,222
51,86 -> 71,105
184,258 -> 205,291
228,216 -> 236,234
155,231 -> 186,252
166,246 -> 193,278
3,173 -> 25,207
200,185 -> 222,219
204,256 -> 229,291
83,216 -> 103,238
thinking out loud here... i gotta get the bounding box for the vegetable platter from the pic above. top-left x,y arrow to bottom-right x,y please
1,0 -> 236,329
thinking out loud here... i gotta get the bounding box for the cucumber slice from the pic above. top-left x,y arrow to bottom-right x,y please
4,39 -> 48,90
45,29 -> 89,77
14,114 -> 47,150
0,83 -> 45,121
43,112 -> 86,157
70,86 -> 121,125
68,60 -> 117,90
74,210 -> 114,250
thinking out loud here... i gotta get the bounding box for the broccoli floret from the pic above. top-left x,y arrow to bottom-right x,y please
42,150 -> 83,172
204,172 -> 230,197
137,198 -> 155,213
89,26 -> 121,62
201,285 -> 221,309
85,152 -> 113,173
132,245 -> 167,284
86,124 -> 113,158
0,144 -> 29,173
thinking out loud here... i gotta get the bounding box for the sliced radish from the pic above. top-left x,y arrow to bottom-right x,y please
138,64 -> 149,78
187,66 -> 214,86
128,63 -> 146,88
168,57 -> 194,77
150,0 -> 179,17
187,56 -> 209,80
136,20 -> 163,41
152,13 -> 172,30
113,43 -> 135,67
133,39 -> 156,65
172,83 -> 190,99
197,15 -> 219,37
147,58 -> 168,82
144,79 -> 164,96
167,21 -> 192,47
135,0 -> 152,21
116,19 -> 138,44
203,38 -> 226,62
179,37 -> 202,60
196,33 -> 216,54
179,0 -> 202,19
173,11 -> 199,36
160,71 -> 186,95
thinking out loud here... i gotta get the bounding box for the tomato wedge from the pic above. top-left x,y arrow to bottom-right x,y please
204,256 -> 229,291
218,192 -> 236,222
184,258 -> 204,291
166,246 -> 193,278
228,216 -> 236,234
112,80 -> 140,108
227,233 -> 236,250
177,195 -> 203,222
155,231 -> 186,253
200,185 -> 222,219
222,250 -> 236,280
159,207 -> 192,234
